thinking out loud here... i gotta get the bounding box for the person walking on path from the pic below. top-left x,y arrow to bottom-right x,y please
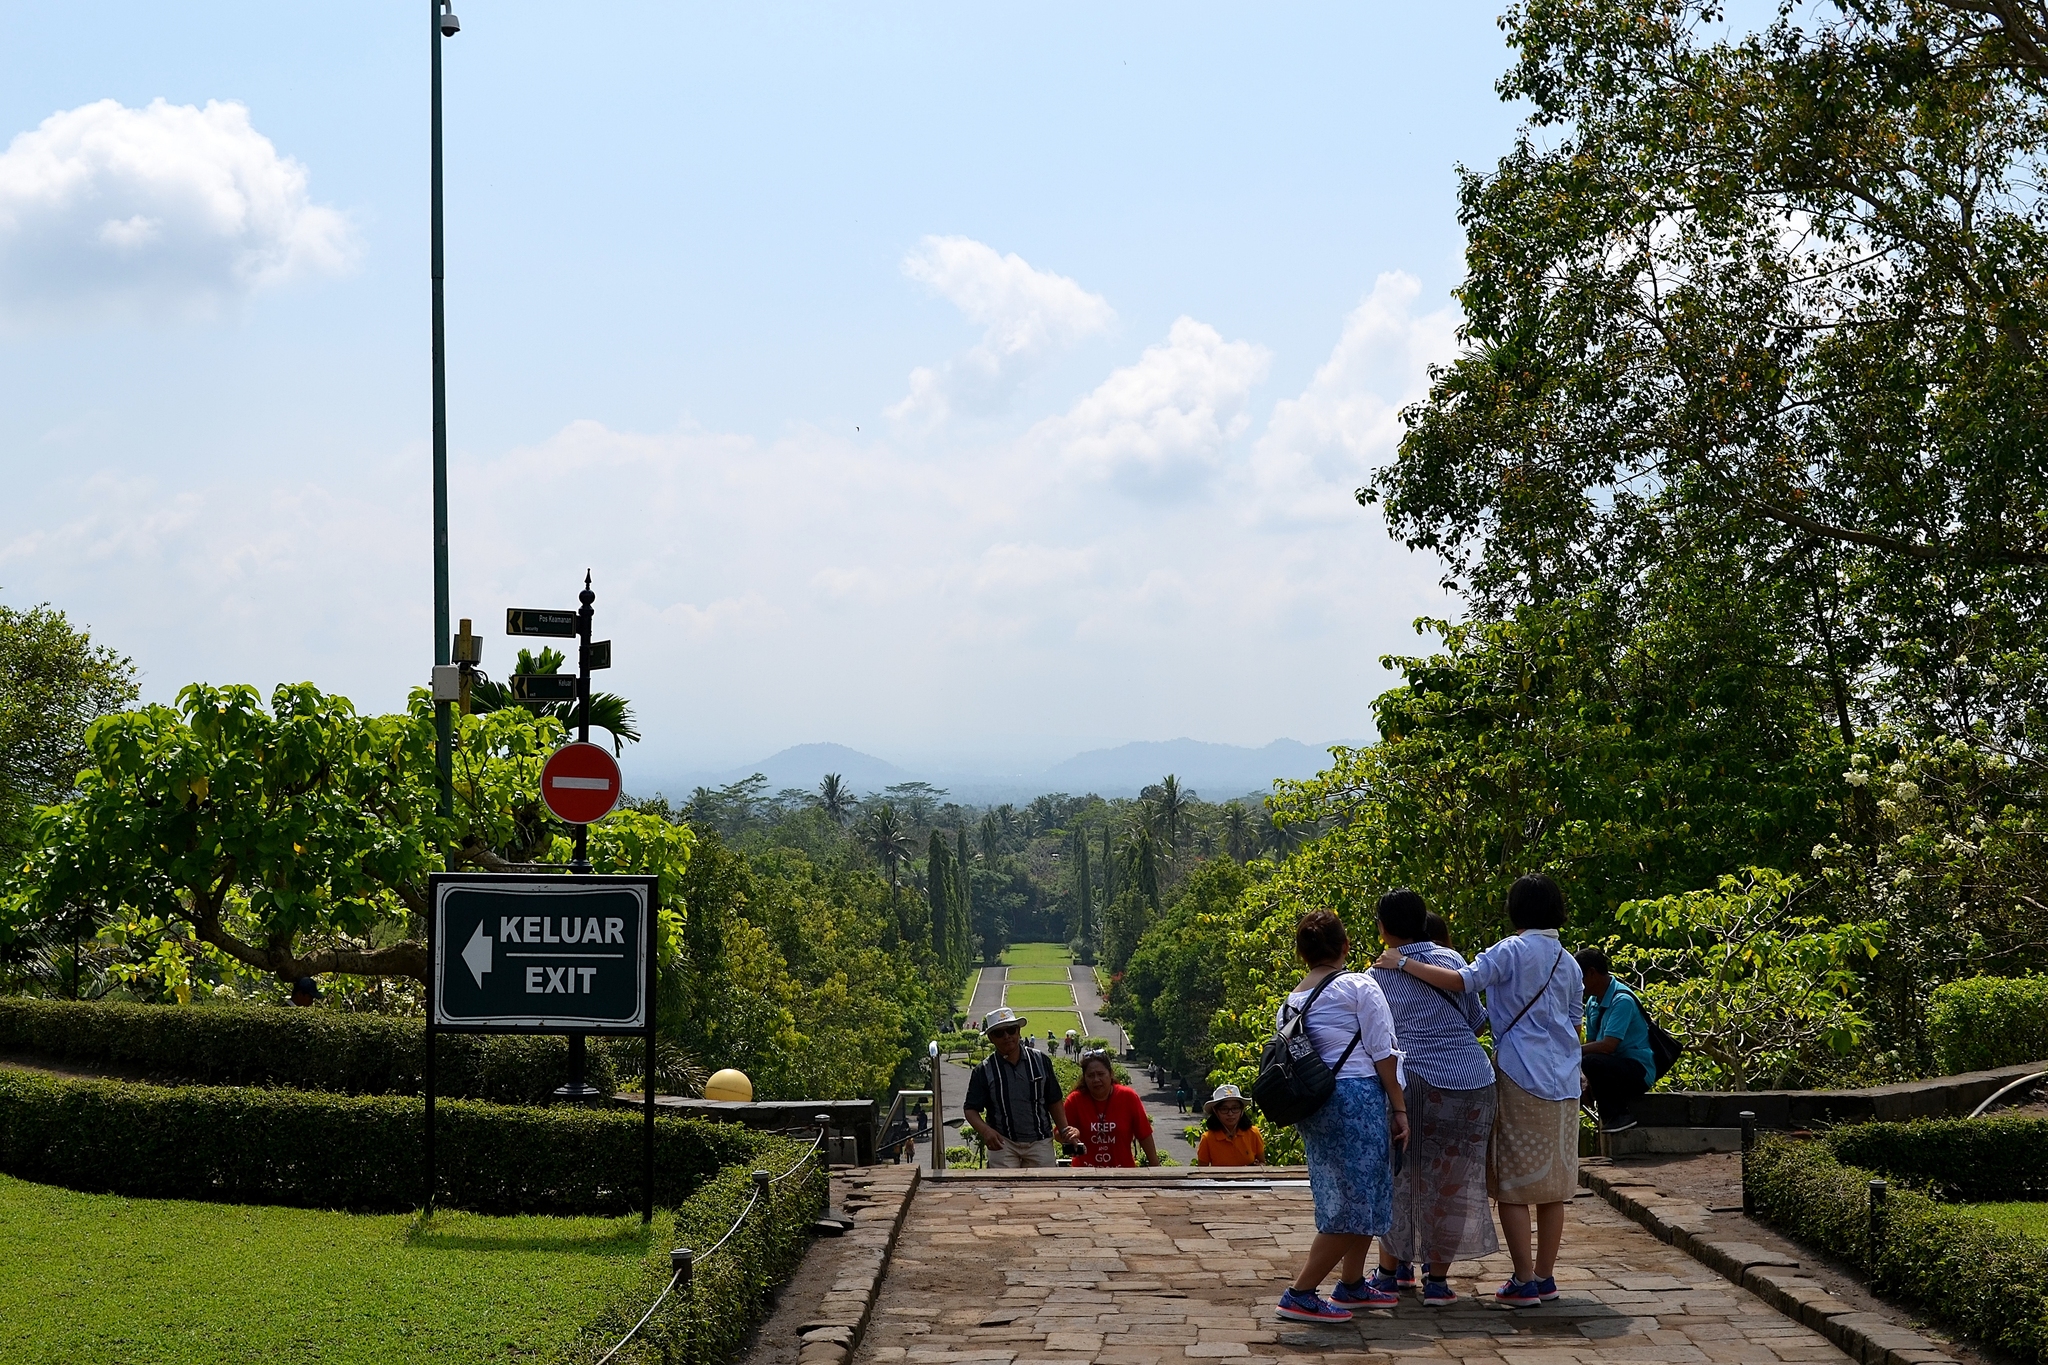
1195,1085 -> 1264,1167
1377,873 -> 1584,1310
1174,1079 -> 1190,1114
1276,910 -> 1410,1325
1368,889 -> 1498,1306
963,1006 -> 1080,1168
1064,1051 -> 1158,1167
1576,947 -> 1654,1134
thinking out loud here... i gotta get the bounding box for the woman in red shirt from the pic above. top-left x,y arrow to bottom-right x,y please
1064,1052 -> 1158,1168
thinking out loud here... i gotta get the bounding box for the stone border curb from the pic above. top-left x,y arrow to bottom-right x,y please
1579,1164 -> 1959,1365
794,1164 -> 919,1365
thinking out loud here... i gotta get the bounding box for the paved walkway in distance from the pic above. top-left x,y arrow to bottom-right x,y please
854,1172 -> 1853,1365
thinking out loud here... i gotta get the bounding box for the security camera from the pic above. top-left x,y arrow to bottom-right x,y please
439,1 -> 460,36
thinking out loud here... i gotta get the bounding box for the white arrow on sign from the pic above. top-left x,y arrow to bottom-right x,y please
462,921 -> 493,988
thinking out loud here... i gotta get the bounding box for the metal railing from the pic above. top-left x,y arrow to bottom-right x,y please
592,1114 -> 831,1365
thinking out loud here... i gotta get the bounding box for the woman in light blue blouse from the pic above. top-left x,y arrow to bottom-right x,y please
1377,873 -> 1584,1310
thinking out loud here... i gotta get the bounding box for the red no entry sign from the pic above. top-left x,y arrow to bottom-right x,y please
540,742 -> 623,825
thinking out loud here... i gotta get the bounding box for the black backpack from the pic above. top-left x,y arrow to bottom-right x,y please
1251,971 -> 1362,1128
1614,982 -> 1685,1080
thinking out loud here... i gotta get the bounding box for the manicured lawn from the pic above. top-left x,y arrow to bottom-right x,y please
1004,982 -> 1077,1009
1003,967 -> 1073,982
1001,942 -> 1072,965
1963,1202 -> 2048,1239
0,1173 -> 651,1364
955,967 -> 981,1013
1020,1010 -> 1086,1039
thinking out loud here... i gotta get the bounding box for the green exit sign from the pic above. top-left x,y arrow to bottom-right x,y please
511,674 -> 578,701
430,875 -> 654,1031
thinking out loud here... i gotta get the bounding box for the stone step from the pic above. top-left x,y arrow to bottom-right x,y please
1602,1125 -> 1743,1155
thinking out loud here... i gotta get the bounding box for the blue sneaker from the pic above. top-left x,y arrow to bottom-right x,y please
1391,1260 -> 1417,1289
1332,1276 -> 1399,1307
1494,1276 -> 1542,1309
1423,1277 -> 1457,1306
1533,1275 -> 1559,1301
1276,1287 -> 1353,1323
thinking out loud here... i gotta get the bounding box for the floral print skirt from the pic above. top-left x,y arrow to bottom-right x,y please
1297,1074 -> 1392,1236
1388,1074 -> 1500,1264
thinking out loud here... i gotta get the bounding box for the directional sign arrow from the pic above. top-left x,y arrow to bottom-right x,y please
462,920 -> 493,988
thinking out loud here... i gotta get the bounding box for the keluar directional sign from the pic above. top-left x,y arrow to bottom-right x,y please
430,874 -> 654,1030
506,608 -> 579,637
511,673 -> 579,702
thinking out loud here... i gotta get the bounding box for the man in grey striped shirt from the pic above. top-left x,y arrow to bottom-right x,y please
963,1006 -> 1078,1168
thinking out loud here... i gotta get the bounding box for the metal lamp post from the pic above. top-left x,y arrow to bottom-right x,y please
431,0 -> 461,820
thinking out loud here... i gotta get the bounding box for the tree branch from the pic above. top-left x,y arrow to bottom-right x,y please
1744,497 -> 2048,565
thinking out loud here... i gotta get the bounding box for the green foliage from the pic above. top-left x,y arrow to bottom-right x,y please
1610,868 -> 1884,1090
0,1069 -> 764,1214
554,1147 -> 824,1365
1928,975 -> 2048,1074
1748,1133 -> 2048,1362
1113,859 -> 1253,1087
1827,1117 -> 2048,1202
0,996 -> 618,1103
0,1174 -> 651,1365
0,600 -> 136,863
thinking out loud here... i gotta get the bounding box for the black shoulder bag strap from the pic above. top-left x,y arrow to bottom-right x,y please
1290,969 -> 1364,1072
1491,944 -> 1565,1047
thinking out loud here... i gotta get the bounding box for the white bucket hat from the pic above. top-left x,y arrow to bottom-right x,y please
1203,1084 -> 1249,1115
982,1005 -> 1028,1033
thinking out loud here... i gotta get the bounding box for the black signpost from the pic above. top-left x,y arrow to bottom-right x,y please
426,574 -> 655,1220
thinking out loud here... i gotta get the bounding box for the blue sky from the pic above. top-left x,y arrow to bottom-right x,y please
0,2 -> 1525,780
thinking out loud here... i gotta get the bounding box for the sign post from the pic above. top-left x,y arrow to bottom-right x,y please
425,872 -> 660,1221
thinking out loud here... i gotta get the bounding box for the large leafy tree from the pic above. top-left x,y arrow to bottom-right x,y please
0,602 -> 136,859
3,683 -> 688,989
1381,0 -> 2048,749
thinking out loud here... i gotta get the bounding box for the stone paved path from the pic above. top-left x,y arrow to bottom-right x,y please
853,1173 -> 1852,1365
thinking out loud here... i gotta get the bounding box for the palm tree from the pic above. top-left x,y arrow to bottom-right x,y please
815,773 -> 854,827
468,646 -> 642,754
1156,774 -> 1192,863
1223,801 -> 1252,862
859,802 -> 916,903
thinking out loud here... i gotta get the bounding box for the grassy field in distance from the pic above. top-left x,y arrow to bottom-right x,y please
1003,983 -> 1077,1009
1000,942 -> 1072,966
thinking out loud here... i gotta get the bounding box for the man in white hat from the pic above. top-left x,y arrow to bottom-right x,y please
963,1006 -> 1078,1168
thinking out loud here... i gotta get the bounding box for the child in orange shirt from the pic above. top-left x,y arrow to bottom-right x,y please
1195,1084 -> 1265,1166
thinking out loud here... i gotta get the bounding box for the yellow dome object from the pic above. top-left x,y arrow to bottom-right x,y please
703,1069 -> 754,1103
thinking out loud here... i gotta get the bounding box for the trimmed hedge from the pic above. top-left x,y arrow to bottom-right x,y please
1928,974 -> 2048,1074
1827,1116 -> 2048,1201
0,1070 -> 763,1214
549,1140 -> 826,1365
1749,1134 -> 2048,1362
0,997 -> 616,1103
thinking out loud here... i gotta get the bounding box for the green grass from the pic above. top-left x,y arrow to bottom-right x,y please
1000,942 -> 1072,965
1004,983 -> 1077,1009
0,1173 -> 650,1364
954,967 -> 981,1014
1962,1201 -> 2048,1239
1004,967 -> 1073,982
1017,1010 -> 1086,1039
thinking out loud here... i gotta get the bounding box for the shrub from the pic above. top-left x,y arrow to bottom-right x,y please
1826,1117 -> 2048,1201
549,1136 -> 825,1365
0,997 -> 614,1102
1927,975 -> 2048,1075
0,1070 -> 761,1214
1749,1134 -> 2048,1362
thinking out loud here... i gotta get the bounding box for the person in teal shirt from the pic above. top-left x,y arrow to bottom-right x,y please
1575,948 -> 1654,1133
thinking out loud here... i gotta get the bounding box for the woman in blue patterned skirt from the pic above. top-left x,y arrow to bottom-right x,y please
1274,910 -> 1410,1325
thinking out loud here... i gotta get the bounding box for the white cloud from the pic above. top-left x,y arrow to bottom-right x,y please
1250,272 -> 1460,526
1034,316 -> 1270,497
0,98 -> 355,323
889,235 -> 1114,422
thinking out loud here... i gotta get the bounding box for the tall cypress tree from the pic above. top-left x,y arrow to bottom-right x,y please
955,824 -> 973,967
1073,826 -> 1094,965
1101,820 -> 1115,912
927,831 -> 953,963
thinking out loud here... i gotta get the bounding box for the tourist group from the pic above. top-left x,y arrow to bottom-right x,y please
960,873 -> 1659,1321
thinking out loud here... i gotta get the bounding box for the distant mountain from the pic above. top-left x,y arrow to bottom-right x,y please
705,742 -> 912,796
1036,738 -> 1328,800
